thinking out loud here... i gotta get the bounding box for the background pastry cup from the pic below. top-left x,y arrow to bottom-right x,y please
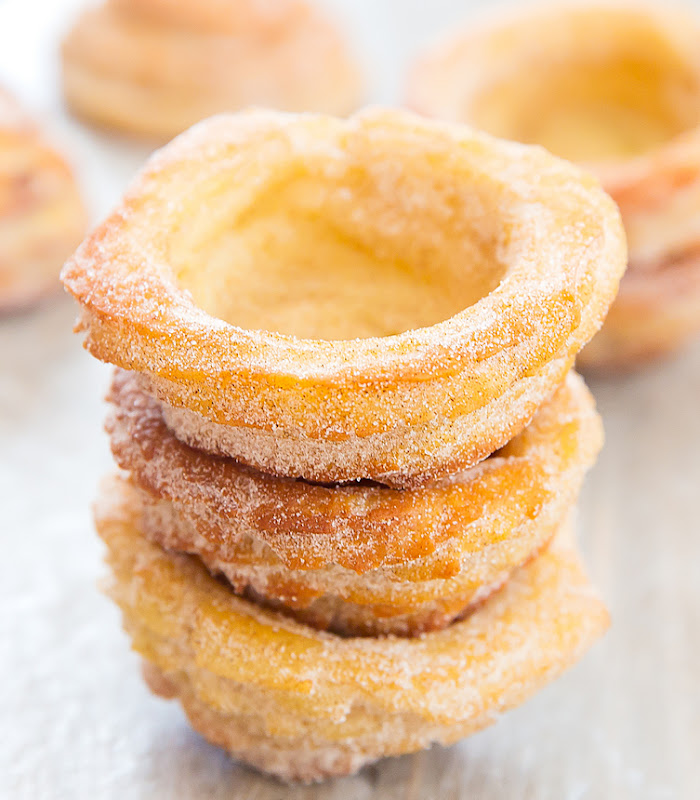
61,0 -> 363,141
0,89 -> 86,312
107,370 -> 602,636
407,2 -> 700,370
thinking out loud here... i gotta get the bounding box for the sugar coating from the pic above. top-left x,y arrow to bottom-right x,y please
63,106 -> 616,779
154,355 -> 570,486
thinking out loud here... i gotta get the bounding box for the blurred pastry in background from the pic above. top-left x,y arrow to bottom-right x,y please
408,3 -> 700,371
61,0 -> 364,141
97,480 -> 609,784
0,89 -> 86,312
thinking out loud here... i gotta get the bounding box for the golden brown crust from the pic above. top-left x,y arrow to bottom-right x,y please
407,2 -> 700,370
97,486 -> 609,783
61,0 -> 363,140
106,369 -> 602,636
62,108 -> 625,485
0,90 -> 86,312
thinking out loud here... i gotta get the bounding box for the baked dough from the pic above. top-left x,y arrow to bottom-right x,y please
408,3 -> 700,369
62,108 -> 625,486
107,370 -> 602,636
0,90 -> 85,311
61,0 -> 363,140
96,479 -> 609,783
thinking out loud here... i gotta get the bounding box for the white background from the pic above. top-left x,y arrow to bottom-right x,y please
1,2 -> 699,798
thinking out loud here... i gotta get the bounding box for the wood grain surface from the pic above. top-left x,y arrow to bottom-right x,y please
1,2 -> 699,798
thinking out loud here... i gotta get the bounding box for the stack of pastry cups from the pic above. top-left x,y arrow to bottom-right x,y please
62,109 -> 626,782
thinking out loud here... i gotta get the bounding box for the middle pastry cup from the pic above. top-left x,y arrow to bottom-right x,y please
107,368 -> 601,637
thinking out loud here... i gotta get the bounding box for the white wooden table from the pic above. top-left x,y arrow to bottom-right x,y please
1,2 -> 699,798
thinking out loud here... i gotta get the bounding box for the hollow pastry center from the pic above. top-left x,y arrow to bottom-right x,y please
169,168 -> 507,340
471,57 -> 700,162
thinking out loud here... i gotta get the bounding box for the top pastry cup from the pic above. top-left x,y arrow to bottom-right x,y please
408,3 -> 700,368
62,108 -> 625,486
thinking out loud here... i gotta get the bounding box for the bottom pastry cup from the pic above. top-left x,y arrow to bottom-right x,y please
96,479 -> 608,783
107,370 -> 602,637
